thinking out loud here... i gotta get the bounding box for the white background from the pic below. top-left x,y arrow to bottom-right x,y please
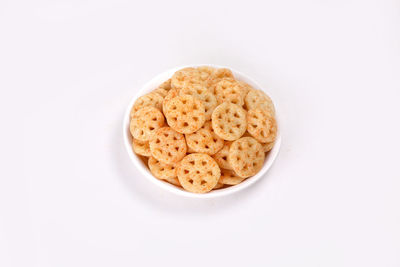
1,0 -> 400,266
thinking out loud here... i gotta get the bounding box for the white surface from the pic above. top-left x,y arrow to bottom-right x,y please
123,65 -> 282,198
1,0 -> 400,266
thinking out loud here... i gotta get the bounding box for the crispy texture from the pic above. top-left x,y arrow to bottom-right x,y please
197,66 -> 216,82
152,88 -> 168,98
171,67 -> 203,89
164,95 -> 206,134
213,182 -> 225,189
130,107 -> 165,141
219,169 -> 245,185
149,127 -> 187,164
228,137 -> 265,178
177,153 -> 221,193
180,84 -> 217,120
262,141 -> 275,153
164,176 -> 181,187
206,68 -> 235,93
158,79 -> 172,91
211,103 -> 247,141
237,81 -> 253,95
132,139 -> 151,157
130,92 -> 163,116
212,141 -> 233,170
185,121 -> 224,155
162,88 -> 180,113
247,108 -> 277,143
148,156 -> 177,180
244,89 -> 275,115
214,78 -> 246,106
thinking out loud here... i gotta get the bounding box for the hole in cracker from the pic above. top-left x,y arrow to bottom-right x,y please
168,152 -> 172,157
189,179 -> 193,184
234,113 -> 239,118
183,111 -> 187,115
189,161 -> 195,165
156,139 -> 160,144
201,161 -> 206,166
193,117 -> 198,121
183,122 -> 188,127
164,133 -> 168,137
184,169 -> 189,174
182,99 -> 187,104
196,170 -> 200,174
149,127 -> 154,131
222,156 -> 227,161
200,180 -> 206,185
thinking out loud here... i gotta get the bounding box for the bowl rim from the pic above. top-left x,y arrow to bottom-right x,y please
123,64 -> 281,198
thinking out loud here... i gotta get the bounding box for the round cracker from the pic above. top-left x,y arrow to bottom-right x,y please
219,169 -> 245,185
262,141 -> 275,153
214,78 -> 246,106
212,141 -> 233,170
211,103 -> 247,141
149,127 -> 187,164
158,79 -> 172,91
180,84 -> 217,120
244,89 -> 275,115
164,95 -> 206,134
130,92 -> 163,117
213,182 -> 225,190
130,106 -> 165,141
132,138 -> 151,157
148,156 -> 177,180
162,88 -> 180,113
152,88 -> 168,98
185,121 -> 224,155
247,108 -> 277,143
177,153 -> 221,193
197,66 -> 216,82
206,68 -> 235,93
171,67 -> 203,89
164,176 -> 181,187
228,137 -> 265,178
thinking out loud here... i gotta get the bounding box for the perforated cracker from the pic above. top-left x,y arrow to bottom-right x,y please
214,78 -> 246,106
244,89 -> 275,115
162,88 -> 180,113
262,141 -> 275,153
237,81 -> 253,95
148,156 -> 177,180
212,141 -> 233,170
219,169 -> 245,185
132,138 -> 151,157
247,108 -> 277,143
158,79 -> 172,91
152,88 -> 168,98
197,66 -> 216,82
180,84 -> 217,120
206,68 -> 235,93
130,106 -> 165,141
211,103 -> 247,141
164,95 -> 206,134
149,127 -> 187,164
130,92 -> 163,117
171,67 -> 203,89
177,153 -> 221,193
185,121 -> 224,155
228,137 -> 265,178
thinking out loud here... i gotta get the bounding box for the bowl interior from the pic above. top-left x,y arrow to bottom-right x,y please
123,65 -> 281,198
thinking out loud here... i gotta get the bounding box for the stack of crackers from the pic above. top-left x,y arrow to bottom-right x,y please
129,66 -> 277,193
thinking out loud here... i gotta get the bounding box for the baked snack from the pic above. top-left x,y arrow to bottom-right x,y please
177,153 -> 221,193
164,94 -> 206,134
149,127 -> 187,164
228,137 -> 265,178
211,103 -> 247,141
129,66 -> 278,193
130,106 -> 165,141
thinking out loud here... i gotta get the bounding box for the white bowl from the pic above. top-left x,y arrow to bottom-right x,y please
123,65 -> 281,198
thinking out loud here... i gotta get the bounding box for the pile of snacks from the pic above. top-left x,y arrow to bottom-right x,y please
129,66 -> 277,193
